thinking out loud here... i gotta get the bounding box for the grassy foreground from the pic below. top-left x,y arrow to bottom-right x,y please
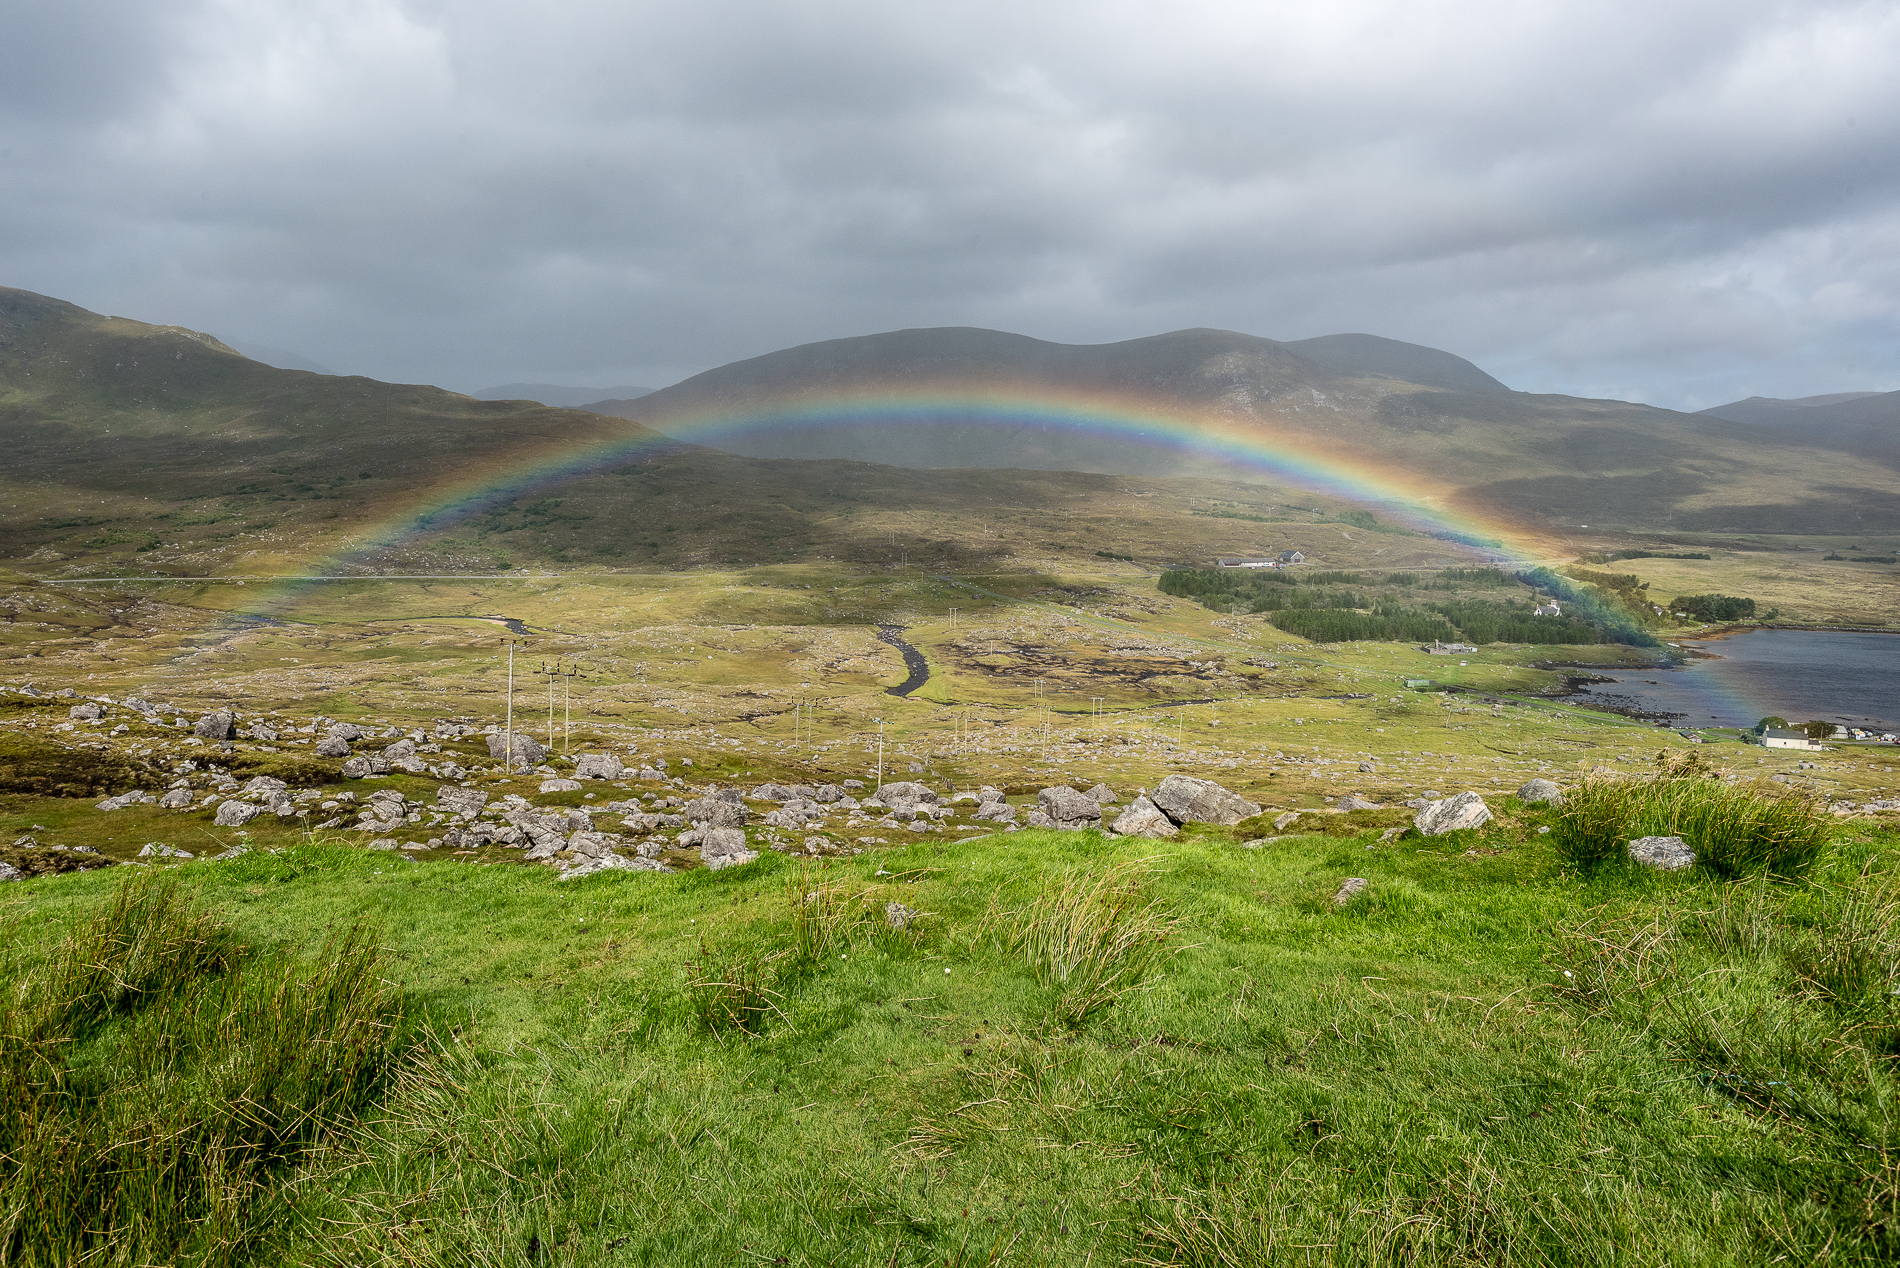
7,816 -> 1900,1266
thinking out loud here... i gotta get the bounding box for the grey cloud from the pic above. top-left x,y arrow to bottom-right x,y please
1,0 -> 1896,408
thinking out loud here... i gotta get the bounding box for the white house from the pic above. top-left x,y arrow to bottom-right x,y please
1216,557 -> 1280,569
1533,600 -> 1562,616
1278,550 -> 1305,564
1761,728 -> 1823,751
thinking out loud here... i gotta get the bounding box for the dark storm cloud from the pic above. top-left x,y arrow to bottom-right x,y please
2,0 -> 1896,407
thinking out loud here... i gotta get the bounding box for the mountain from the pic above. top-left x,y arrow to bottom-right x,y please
1697,392 -> 1900,469
475,383 -> 655,407
227,340 -> 335,375
590,327 -> 1900,533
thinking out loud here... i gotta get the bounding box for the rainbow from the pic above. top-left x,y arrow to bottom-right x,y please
201,379 -> 1542,629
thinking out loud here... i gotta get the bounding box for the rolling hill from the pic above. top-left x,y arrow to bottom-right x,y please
1698,391 -> 1900,470
590,327 -> 1900,533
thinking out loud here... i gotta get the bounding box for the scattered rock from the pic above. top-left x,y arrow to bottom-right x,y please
1024,810 -> 1058,829
1357,761 -> 1376,773
0,862 -> 23,882
1628,835 -> 1695,871
314,736 -> 351,757
1413,792 -> 1492,836
194,711 -> 237,740
866,781 -> 939,813
158,788 -> 192,809
69,703 -> 102,721
1517,779 -> 1563,805
1378,825 -> 1407,842
367,838 -> 403,851
248,724 -> 279,742
438,786 -> 489,815
383,738 -> 418,761
96,790 -> 154,811
1038,786 -> 1103,829
340,756 -> 392,779
974,801 -> 1018,823
572,753 -> 625,780
560,852 -> 670,879
1331,877 -> 1369,907
683,797 -> 749,828
1272,811 -> 1302,831
137,843 -> 193,859
485,732 -> 546,767
812,784 -> 845,802
539,778 -> 584,793
1110,795 -> 1178,838
240,776 -> 288,797
214,801 -> 261,827
885,901 -> 918,930
326,723 -> 368,741
699,827 -> 757,870
1150,775 -> 1260,826
1083,783 -> 1120,805
1335,794 -> 1382,811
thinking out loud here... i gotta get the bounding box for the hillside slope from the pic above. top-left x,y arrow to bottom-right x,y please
592,327 -> 1900,533
1698,391 -> 1900,470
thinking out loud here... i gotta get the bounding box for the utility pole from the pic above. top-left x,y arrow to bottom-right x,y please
562,663 -> 580,753
503,638 -> 522,773
948,607 -> 959,630
876,719 -> 885,791
543,661 -> 557,750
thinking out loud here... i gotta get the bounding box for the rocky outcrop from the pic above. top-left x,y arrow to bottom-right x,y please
539,778 -> 584,793
573,753 -> 625,780
137,843 -> 193,859
194,712 -> 237,740
1110,795 -> 1177,838
1413,792 -> 1492,836
974,801 -> 1017,823
69,703 -> 102,721
340,756 -> 391,779
866,781 -> 938,813
1083,784 -> 1120,805
437,786 -> 489,815
315,736 -> 351,757
1150,775 -> 1260,826
683,796 -> 749,828
213,801 -> 260,827
1335,794 -> 1382,811
696,826 -> 756,870
1331,877 -> 1369,907
158,788 -> 192,809
486,733 -> 547,766
96,790 -> 154,811
1038,786 -> 1103,830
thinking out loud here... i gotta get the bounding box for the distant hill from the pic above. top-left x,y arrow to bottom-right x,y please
1697,392 -> 1900,470
592,326 -> 1900,533
227,340 -> 335,375
475,383 -> 655,407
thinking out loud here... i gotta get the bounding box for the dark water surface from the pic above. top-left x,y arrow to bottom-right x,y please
1561,630 -> 1900,731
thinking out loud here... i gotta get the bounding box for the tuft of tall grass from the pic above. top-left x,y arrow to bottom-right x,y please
0,876 -> 409,1267
684,940 -> 786,1038
1549,765 -> 1827,879
993,862 -> 1179,1026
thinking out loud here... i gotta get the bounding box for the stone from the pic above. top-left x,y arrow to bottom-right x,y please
978,786 -> 1006,802
1024,810 -> 1058,830
248,724 -> 279,742
1331,877 -> 1370,908
539,778 -> 584,793
1083,783 -> 1120,805
240,776 -> 287,797
1150,775 -> 1260,826
1038,786 -> 1103,829
340,756 -> 391,779
1336,794 -> 1382,811
565,829 -> 626,859
383,738 -> 418,761
485,732 -> 547,766
885,901 -> 919,930
683,797 -> 749,828
812,784 -> 845,803
1628,835 -> 1695,871
326,723 -> 368,741
367,838 -> 403,851
572,753 -> 625,780
1110,795 -> 1178,838
69,703 -> 102,720
1378,825 -> 1407,842
315,736 -> 351,757
158,788 -> 192,809
560,852 -> 670,879
1517,778 -> 1563,805
1358,761 -> 1376,774
194,711 -> 237,740
137,842 -> 194,859
96,790 -> 154,811
974,801 -> 1018,823
269,792 -> 297,817
1413,792 -> 1493,836
1272,811 -> 1303,831
437,786 -> 489,815
867,781 -> 939,812
0,862 -> 22,883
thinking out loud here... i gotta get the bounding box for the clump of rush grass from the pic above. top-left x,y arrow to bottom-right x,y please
0,875 -> 409,1268
684,939 -> 787,1038
786,864 -> 927,967
1549,748 -> 1828,879
993,862 -> 1179,1026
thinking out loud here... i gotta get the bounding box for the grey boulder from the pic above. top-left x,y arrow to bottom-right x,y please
698,827 -> 757,870
973,801 -> 1017,823
314,736 -> 352,757
1110,795 -> 1178,838
1083,784 -> 1120,805
1517,779 -> 1564,805
213,801 -> 260,827
1413,792 -> 1493,836
437,786 -> 489,815
1038,786 -> 1103,829
560,852 -> 670,879
868,781 -> 939,812
96,790 -> 154,811
572,753 -> 625,780
1336,794 -> 1382,811
326,723 -> 368,741
1150,775 -> 1260,826
137,842 -> 194,859
1628,835 -> 1695,871
683,797 -> 749,828
158,788 -> 192,809
69,703 -> 102,720
194,712 -> 237,740
485,732 -> 547,766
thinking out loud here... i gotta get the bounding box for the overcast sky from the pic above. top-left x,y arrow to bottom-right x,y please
3,0 -> 1896,408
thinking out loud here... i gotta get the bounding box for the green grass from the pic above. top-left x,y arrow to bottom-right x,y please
4,819 -> 1900,1265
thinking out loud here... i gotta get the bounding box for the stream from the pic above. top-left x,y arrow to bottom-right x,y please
876,626 -> 932,697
